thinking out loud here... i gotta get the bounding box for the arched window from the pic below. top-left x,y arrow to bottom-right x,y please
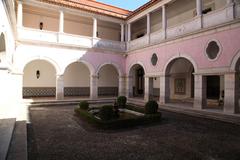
0,33 -> 6,52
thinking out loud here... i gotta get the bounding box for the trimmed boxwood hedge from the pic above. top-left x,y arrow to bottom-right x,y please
74,107 -> 161,129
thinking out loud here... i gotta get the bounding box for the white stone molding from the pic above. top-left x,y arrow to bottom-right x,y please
204,39 -> 222,62
127,61 -> 147,76
20,56 -> 61,75
230,49 -> 240,71
62,59 -> 95,76
95,62 -> 124,77
163,54 -> 198,74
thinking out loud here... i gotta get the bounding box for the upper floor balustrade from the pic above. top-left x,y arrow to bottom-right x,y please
16,0 -> 240,52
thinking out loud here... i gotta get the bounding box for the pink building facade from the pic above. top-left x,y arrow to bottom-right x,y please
1,0 -> 240,119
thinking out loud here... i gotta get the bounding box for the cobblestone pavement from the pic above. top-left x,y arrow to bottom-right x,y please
28,105 -> 240,160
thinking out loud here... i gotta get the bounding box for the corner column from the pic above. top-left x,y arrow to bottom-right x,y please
17,0 -> 23,27
224,72 -> 238,114
162,5 -> 167,39
159,75 -> 170,104
93,18 -> 97,38
56,75 -> 64,100
90,75 -> 98,99
193,74 -> 207,110
59,10 -> 64,33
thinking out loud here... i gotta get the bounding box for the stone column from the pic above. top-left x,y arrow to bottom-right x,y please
196,0 -> 203,16
159,75 -> 170,104
127,23 -> 131,42
56,75 -> 64,100
224,72 -> 238,114
144,77 -> 153,101
147,13 -> 151,35
17,0 -> 23,27
120,23 -> 125,42
90,75 -> 98,99
193,74 -> 207,110
93,18 -> 97,38
162,5 -> 167,39
59,10 -> 64,33
118,76 -> 125,96
126,76 -> 133,98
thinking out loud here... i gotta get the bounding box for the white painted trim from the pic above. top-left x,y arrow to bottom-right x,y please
21,56 -> 61,74
95,62 -> 123,77
62,59 -> 95,76
204,39 -> 222,62
163,54 -> 198,74
230,49 -> 240,71
127,61 -> 147,76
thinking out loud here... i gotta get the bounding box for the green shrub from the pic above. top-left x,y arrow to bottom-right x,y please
145,100 -> 159,114
117,96 -> 127,108
79,101 -> 89,110
99,105 -> 114,121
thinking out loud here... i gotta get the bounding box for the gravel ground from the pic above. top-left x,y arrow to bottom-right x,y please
28,105 -> 240,160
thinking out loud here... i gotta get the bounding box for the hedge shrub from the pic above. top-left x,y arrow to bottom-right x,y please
117,96 -> 127,108
79,101 -> 89,110
145,100 -> 159,114
99,105 -> 114,121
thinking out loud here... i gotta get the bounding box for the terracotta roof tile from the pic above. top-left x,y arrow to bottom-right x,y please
37,0 -> 162,20
38,0 -> 131,19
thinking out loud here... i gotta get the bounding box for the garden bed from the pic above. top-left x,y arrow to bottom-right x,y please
74,106 -> 161,129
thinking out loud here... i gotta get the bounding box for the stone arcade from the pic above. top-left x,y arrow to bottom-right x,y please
0,0 -> 240,120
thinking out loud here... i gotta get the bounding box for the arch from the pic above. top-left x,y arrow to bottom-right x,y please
96,62 -> 123,77
230,49 -> 240,71
163,54 -> 198,75
21,56 -> 61,75
63,61 -> 91,97
0,32 -> 6,52
127,61 -> 146,76
63,59 -> 95,76
22,59 -> 57,98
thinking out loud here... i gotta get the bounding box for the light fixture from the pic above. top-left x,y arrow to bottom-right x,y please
39,22 -> 43,30
36,70 -> 40,79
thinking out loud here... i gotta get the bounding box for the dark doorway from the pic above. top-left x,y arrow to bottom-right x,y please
136,67 -> 144,95
207,76 -> 220,99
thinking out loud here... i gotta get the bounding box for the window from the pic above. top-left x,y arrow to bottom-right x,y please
205,40 -> 221,61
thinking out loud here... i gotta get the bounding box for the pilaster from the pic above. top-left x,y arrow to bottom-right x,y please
193,74 -> 207,110
159,75 -> 170,104
224,72 -> 239,114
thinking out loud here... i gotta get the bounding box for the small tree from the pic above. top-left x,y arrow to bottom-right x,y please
117,96 -> 127,108
99,105 -> 114,121
145,100 -> 158,114
79,101 -> 89,110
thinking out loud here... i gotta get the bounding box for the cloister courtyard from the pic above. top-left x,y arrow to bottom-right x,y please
27,105 -> 240,160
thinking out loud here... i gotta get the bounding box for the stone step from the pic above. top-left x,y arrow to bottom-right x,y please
26,98 -> 116,107
0,118 -> 16,160
159,105 -> 240,125
7,121 -> 27,160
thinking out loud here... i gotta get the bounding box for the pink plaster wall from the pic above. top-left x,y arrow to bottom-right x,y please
126,27 -> 240,74
81,51 -> 126,75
